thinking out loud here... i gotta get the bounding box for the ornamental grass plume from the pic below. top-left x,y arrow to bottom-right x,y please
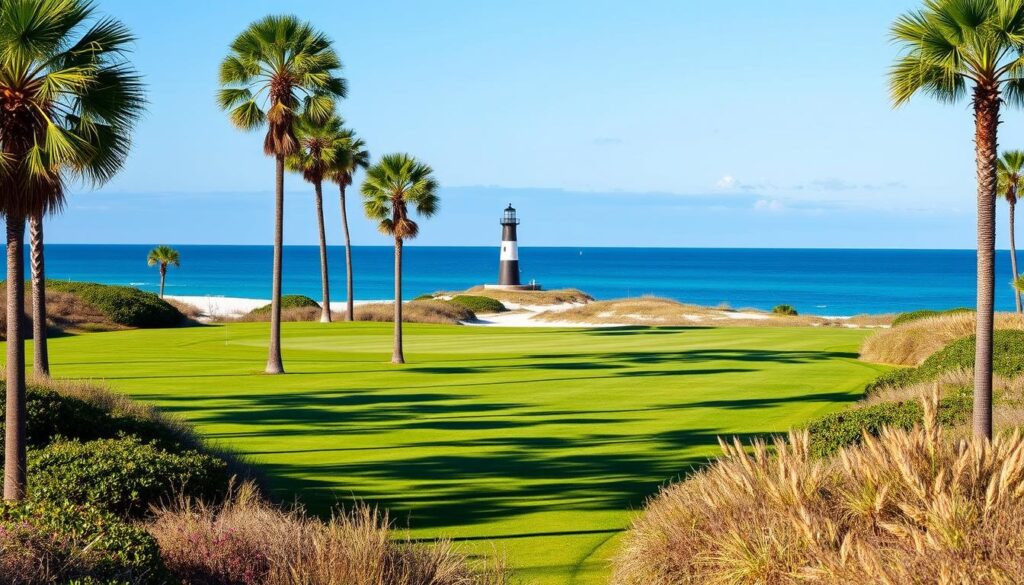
613,388 -> 1024,584
149,481 -> 505,585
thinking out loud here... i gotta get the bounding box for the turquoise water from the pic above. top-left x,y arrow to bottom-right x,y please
26,245 -> 1024,316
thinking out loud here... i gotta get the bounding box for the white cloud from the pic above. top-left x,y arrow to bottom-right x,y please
754,198 -> 784,212
714,175 -> 737,190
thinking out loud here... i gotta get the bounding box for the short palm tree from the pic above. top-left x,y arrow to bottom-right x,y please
891,0 -> 1024,440
329,127 -> 369,321
287,115 -> 348,323
998,150 -> 1024,313
361,154 -> 439,364
218,15 -> 345,373
0,0 -> 143,500
147,246 -> 181,298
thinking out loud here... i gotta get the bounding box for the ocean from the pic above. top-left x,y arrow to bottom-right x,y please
24,244 -> 1024,316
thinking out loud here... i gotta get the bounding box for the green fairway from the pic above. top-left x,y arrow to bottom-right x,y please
27,322 -> 883,584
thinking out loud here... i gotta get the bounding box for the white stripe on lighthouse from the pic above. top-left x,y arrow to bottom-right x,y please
500,241 -> 518,261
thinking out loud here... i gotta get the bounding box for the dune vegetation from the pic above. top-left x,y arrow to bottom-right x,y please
613,391 -> 1024,585
532,296 -> 887,328
0,282 -> 191,339
860,311 -> 1024,366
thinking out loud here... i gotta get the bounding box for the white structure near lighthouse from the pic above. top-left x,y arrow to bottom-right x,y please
485,204 -> 541,291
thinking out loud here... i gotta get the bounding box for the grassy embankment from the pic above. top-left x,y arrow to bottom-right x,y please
15,322 -> 881,584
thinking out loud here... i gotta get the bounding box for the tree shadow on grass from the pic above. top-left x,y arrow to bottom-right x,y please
257,426 -> 774,530
129,340 -> 865,541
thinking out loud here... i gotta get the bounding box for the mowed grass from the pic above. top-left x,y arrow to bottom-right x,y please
20,322 -> 883,584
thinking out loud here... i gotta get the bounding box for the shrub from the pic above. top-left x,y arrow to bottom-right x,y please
448,295 -> 507,314
248,295 -> 320,316
806,387 -> 971,457
863,329 -> 1024,393
0,385 -> 186,454
148,482 -> 505,585
891,307 -> 971,326
47,281 -> 184,328
29,436 -> 227,517
0,499 -> 165,584
771,304 -> 798,316
860,311 -> 1024,366
413,293 -> 436,301
613,393 -> 1024,584
918,329 -> 1024,379
862,366 -> 917,394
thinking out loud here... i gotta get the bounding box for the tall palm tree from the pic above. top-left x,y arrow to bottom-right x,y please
998,150 -> 1024,313
147,245 -> 181,298
361,154 -> 438,364
218,15 -> 345,373
287,115 -> 348,323
0,0 -> 143,500
891,0 -> 1024,440
329,127 -> 369,321
29,214 -> 48,378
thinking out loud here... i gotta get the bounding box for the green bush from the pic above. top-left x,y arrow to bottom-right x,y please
863,367 -> 917,394
29,436 -> 227,517
249,294 -> 320,316
413,293 -> 436,301
48,281 -> 185,328
891,307 -> 971,326
863,330 -> 1024,394
807,389 -> 972,457
0,385 -> 184,453
772,304 -> 798,316
448,295 -> 507,314
0,499 -> 166,583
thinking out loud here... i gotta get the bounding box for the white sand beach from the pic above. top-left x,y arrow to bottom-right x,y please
166,295 -> 389,321
166,295 -> 611,327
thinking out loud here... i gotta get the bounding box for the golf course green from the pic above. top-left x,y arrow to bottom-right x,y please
32,322 -> 884,584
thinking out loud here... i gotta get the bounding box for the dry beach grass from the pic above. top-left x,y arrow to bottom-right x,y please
149,482 -> 506,585
860,311 -> 1024,366
531,296 -> 878,328
613,391 -> 1024,585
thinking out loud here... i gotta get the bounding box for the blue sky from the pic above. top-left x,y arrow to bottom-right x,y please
47,0 -> 1024,248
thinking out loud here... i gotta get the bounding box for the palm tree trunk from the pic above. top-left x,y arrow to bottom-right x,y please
392,237 -> 404,364
1010,200 -> 1022,314
159,264 -> 166,298
5,215 -> 27,500
314,180 -> 331,323
29,213 -> 48,378
266,155 -> 285,374
339,184 -> 354,322
973,86 -> 999,440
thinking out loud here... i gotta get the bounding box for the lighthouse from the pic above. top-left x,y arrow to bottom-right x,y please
499,204 -> 521,285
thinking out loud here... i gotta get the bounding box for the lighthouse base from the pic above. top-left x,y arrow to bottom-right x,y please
483,283 -> 543,292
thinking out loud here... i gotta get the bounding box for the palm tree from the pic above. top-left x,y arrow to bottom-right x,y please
147,246 -> 181,298
218,15 -> 345,373
998,150 -> 1024,313
329,127 -> 369,321
891,0 -> 1024,440
361,154 -> 438,364
0,0 -> 143,500
29,214 -> 48,378
287,115 -> 348,323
